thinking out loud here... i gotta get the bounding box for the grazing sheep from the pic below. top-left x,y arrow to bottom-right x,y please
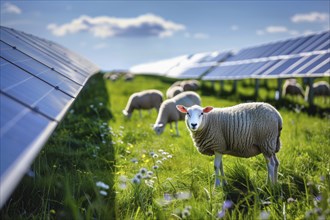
170,81 -> 183,88
305,81 -> 330,103
176,102 -> 282,186
166,85 -> 184,99
181,81 -> 196,91
153,91 -> 201,136
282,79 -> 304,99
124,73 -> 134,81
123,90 -> 163,118
169,80 -> 200,92
187,79 -> 200,91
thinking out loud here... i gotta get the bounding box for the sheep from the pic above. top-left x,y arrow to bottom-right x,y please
124,73 -> 134,81
282,79 -> 304,99
153,91 -> 201,136
176,102 -> 282,187
187,79 -> 200,91
122,89 -> 163,119
166,85 -> 184,99
169,80 -> 200,92
305,81 -> 330,103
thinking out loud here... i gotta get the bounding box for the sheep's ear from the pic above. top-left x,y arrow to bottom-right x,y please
203,106 -> 213,113
176,105 -> 187,113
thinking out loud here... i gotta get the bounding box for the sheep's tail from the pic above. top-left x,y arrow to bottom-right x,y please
276,119 -> 282,153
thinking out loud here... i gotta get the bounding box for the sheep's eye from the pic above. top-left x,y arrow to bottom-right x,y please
201,112 -> 203,116
186,112 -> 190,117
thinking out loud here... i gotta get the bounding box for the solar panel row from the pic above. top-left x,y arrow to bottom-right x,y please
0,26 -> 99,207
129,50 -> 232,78
129,30 -> 330,80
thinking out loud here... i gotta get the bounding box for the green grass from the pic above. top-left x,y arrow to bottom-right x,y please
1,74 -> 329,220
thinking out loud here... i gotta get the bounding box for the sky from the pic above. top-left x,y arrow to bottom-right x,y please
1,1 -> 329,71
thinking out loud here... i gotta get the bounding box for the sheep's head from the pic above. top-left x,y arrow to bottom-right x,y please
176,105 -> 213,132
122,109 -> 132,119
153,123 -> 165,135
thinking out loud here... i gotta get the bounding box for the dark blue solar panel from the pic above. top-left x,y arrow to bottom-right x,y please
1,42 -> 82,97
1,59 -> 74,121
285,55 -> 319,74
312,62 -> 330,74
299,53 -> 330,74
294,32 -> 329,53
266,57 -> 302,76
1,29 -> 89,85
289,34 -> 318,54
278,35 -> 311,55
3,27 -> 96,75
270,38 -> 296,56
0,93 -> 56,175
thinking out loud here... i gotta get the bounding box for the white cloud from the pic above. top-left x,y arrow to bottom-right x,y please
1,2 -> 22,14
265,26 -> 288,33
291,12 -> 329,23
47,13 -> 185,38
184,32 -> 209,39
257,26 -> 299,36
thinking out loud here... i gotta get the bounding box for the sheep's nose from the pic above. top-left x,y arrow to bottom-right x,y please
191,123 -> 197,128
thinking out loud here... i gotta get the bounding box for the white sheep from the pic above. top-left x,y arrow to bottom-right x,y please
153,91 -> 201,136
122,89 -> 163,118
176,102 -> 282,187
282,79 -> 304,99
166,85 -> 184,99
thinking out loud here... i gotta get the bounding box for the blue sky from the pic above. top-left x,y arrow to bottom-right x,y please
1,1 -> 329,71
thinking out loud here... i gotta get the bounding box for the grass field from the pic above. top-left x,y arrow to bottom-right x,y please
1,73 -> 329,220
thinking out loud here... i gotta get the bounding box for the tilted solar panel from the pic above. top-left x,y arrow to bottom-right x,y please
165,51 -> 232,79
203,30 -> 329,80
0,26 -> 99,208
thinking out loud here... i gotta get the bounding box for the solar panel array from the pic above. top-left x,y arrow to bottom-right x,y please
204,31 -> 329,80
129,30 -> 330,80
0,26 -> 99,207
130,50 -> 232,79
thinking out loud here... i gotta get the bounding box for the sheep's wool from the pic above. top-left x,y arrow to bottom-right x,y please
189,103 -> 282,158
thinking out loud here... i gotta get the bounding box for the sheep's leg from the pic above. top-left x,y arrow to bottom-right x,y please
264,155 -> 277,184
214,152 -> 226,187
175,121 -> 179,136
273,154 -> 279,183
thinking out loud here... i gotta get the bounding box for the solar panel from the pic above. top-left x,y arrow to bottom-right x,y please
203,30 -> 329,80
129,51 -> 231,78
166,52 -> 230,79
0,26 -> 99,208
165,64 -> 213,79
129,30 -> 329,80
129,55 -> 188,75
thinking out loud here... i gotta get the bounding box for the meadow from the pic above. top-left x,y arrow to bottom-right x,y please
1,73 -> 329,220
